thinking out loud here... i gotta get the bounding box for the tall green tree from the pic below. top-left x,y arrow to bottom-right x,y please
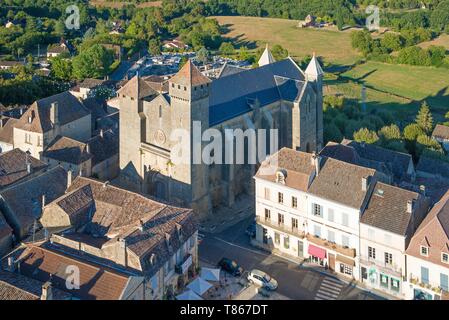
416,101 -> 434,134
72,45 -> 114,79
353,128 -> 379,144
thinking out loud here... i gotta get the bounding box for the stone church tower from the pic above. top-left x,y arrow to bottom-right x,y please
117,53 -> 324,219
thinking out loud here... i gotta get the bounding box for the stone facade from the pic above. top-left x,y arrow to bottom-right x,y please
118,55 -> 324,219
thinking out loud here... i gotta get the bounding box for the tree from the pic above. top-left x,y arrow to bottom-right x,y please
50,56 -> 73,80
324,122 -> 343,144
379,124 -> 401,140
403,123 -> 425,141
416,101 -> 434,134
430,0 -> 449,31
148,39 -> 161,56
72,44 -> 114,79
219,42 -> 235,56
196,47 -> 210,64
353,128 -> 379,144
271,44 -> 289,61
380,33 -> 403,52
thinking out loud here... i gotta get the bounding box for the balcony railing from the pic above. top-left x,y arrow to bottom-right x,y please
409,275 -> 443,294
306,234 -> 356,258
256,216 -> 306,239
359,255 -> 402,276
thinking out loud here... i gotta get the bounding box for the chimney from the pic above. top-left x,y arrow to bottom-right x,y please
67,170 -> 72,189
362,176 -> 370,192
118,238 -> 127,267
26,162 -> 31,174
42,194 -> 46,209
7,256 -> 15,272
312,152 -> 321,176
40,281 -> 53,300
50,102 -> 59,126
149,253 -> 156,266
165,233 -> 171,249
86,143 -> 90,154
138,219 -> 144,232
176,223 -> 182,238
407,200 -> 414,214
420,185 -> 426,197
100,129 -> 104,138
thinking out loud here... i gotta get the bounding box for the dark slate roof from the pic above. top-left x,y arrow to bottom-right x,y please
341,139 -> 412,181
0,270 -> 72,300
42,135 -> 92,165
0,166 -> 67,237
14,91 -> 90,133
0,149 -> 47,189
417,157 -> 449,179
308,157 -> 376,209
361,182 -> 420,235
274,76 -> 306,102
0,212 -> 12,242
217,63 -> 246,78
209,58 -> 304,126
87,130 -> 119,166
320,142 -> 392,180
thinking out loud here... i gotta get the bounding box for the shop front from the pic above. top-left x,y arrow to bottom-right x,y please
362,265 -> 402,296
308,244 -> 326,266
336,254 -> 355,278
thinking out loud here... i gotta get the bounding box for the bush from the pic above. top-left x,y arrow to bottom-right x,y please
379,124 -> 402,140
353,128 -> 379,144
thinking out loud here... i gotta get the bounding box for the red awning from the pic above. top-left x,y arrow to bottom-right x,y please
308,244 -> 326,259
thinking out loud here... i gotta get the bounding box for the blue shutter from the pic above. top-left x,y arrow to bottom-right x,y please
421,267 -> 429,284
440,273 -> 448,292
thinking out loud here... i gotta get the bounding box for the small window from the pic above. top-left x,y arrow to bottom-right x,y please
442,253 -> 449,264
158,105 -> 162,118
264,208 -> 270,221
368,246 -> 376,259
385,252 -> 393,265
341,213 -> 349,227
292,197 -> 297,208
278,213 -> 284,226
292,218 -> 298,230
312,203 -> 322,217
328,209 -> 334,222
278,192 -> 284,204
274,232 -> 280,245
264,188 -> 270,200
284,236 -> 290,249
421,246 -> 429,257
327,230 -> 335,243
313,225 -> 321,238
342,235 -> 350,248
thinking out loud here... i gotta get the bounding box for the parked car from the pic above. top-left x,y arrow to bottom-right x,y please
247,269 -> 278,291
246,223 -> 256,238
217,258 -> 243,276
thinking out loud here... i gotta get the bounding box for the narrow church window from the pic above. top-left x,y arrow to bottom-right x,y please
159,105 -> 162,118
184,86 -> 187,91
178,85 -> 181,89
172,83 -> 174,88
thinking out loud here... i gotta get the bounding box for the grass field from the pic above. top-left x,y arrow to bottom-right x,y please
418,34 -> 449,50
213,16 -> 359,66
89,0 -> 162,8
213,16 -> 449,121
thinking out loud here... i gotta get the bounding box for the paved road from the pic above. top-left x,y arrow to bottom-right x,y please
199,217 -> 385,300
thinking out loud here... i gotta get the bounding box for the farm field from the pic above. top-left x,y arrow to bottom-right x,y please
213,16 -> 449,121
89,0 -> 162,8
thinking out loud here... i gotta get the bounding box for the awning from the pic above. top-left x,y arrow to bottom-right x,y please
336,254 -> 355,267
308,244 -> 326,259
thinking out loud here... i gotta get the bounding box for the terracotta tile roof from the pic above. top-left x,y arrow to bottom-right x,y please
169,60 -> 211,86
47,177 -> 197,276
0,270 -> 72,300
0,149 -> 47,188
14,245 -> 130,300
406,190 -> 449,268
14,91 -> 90,133
308,157 -> 377,209
42,135 -> 92,165
0,117 -> 18,144
255,147 -> 315,192
0,166 -> 67,238
361,182 -> 422,236
433,124 -> 449,140
117,76 -> 157,100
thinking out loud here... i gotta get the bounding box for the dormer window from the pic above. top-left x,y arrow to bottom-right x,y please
442,253 -> 449,264
275,170 -> 286,184
420,246 -> 429,257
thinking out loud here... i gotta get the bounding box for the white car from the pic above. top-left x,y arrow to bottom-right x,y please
247,269 -> 278,290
